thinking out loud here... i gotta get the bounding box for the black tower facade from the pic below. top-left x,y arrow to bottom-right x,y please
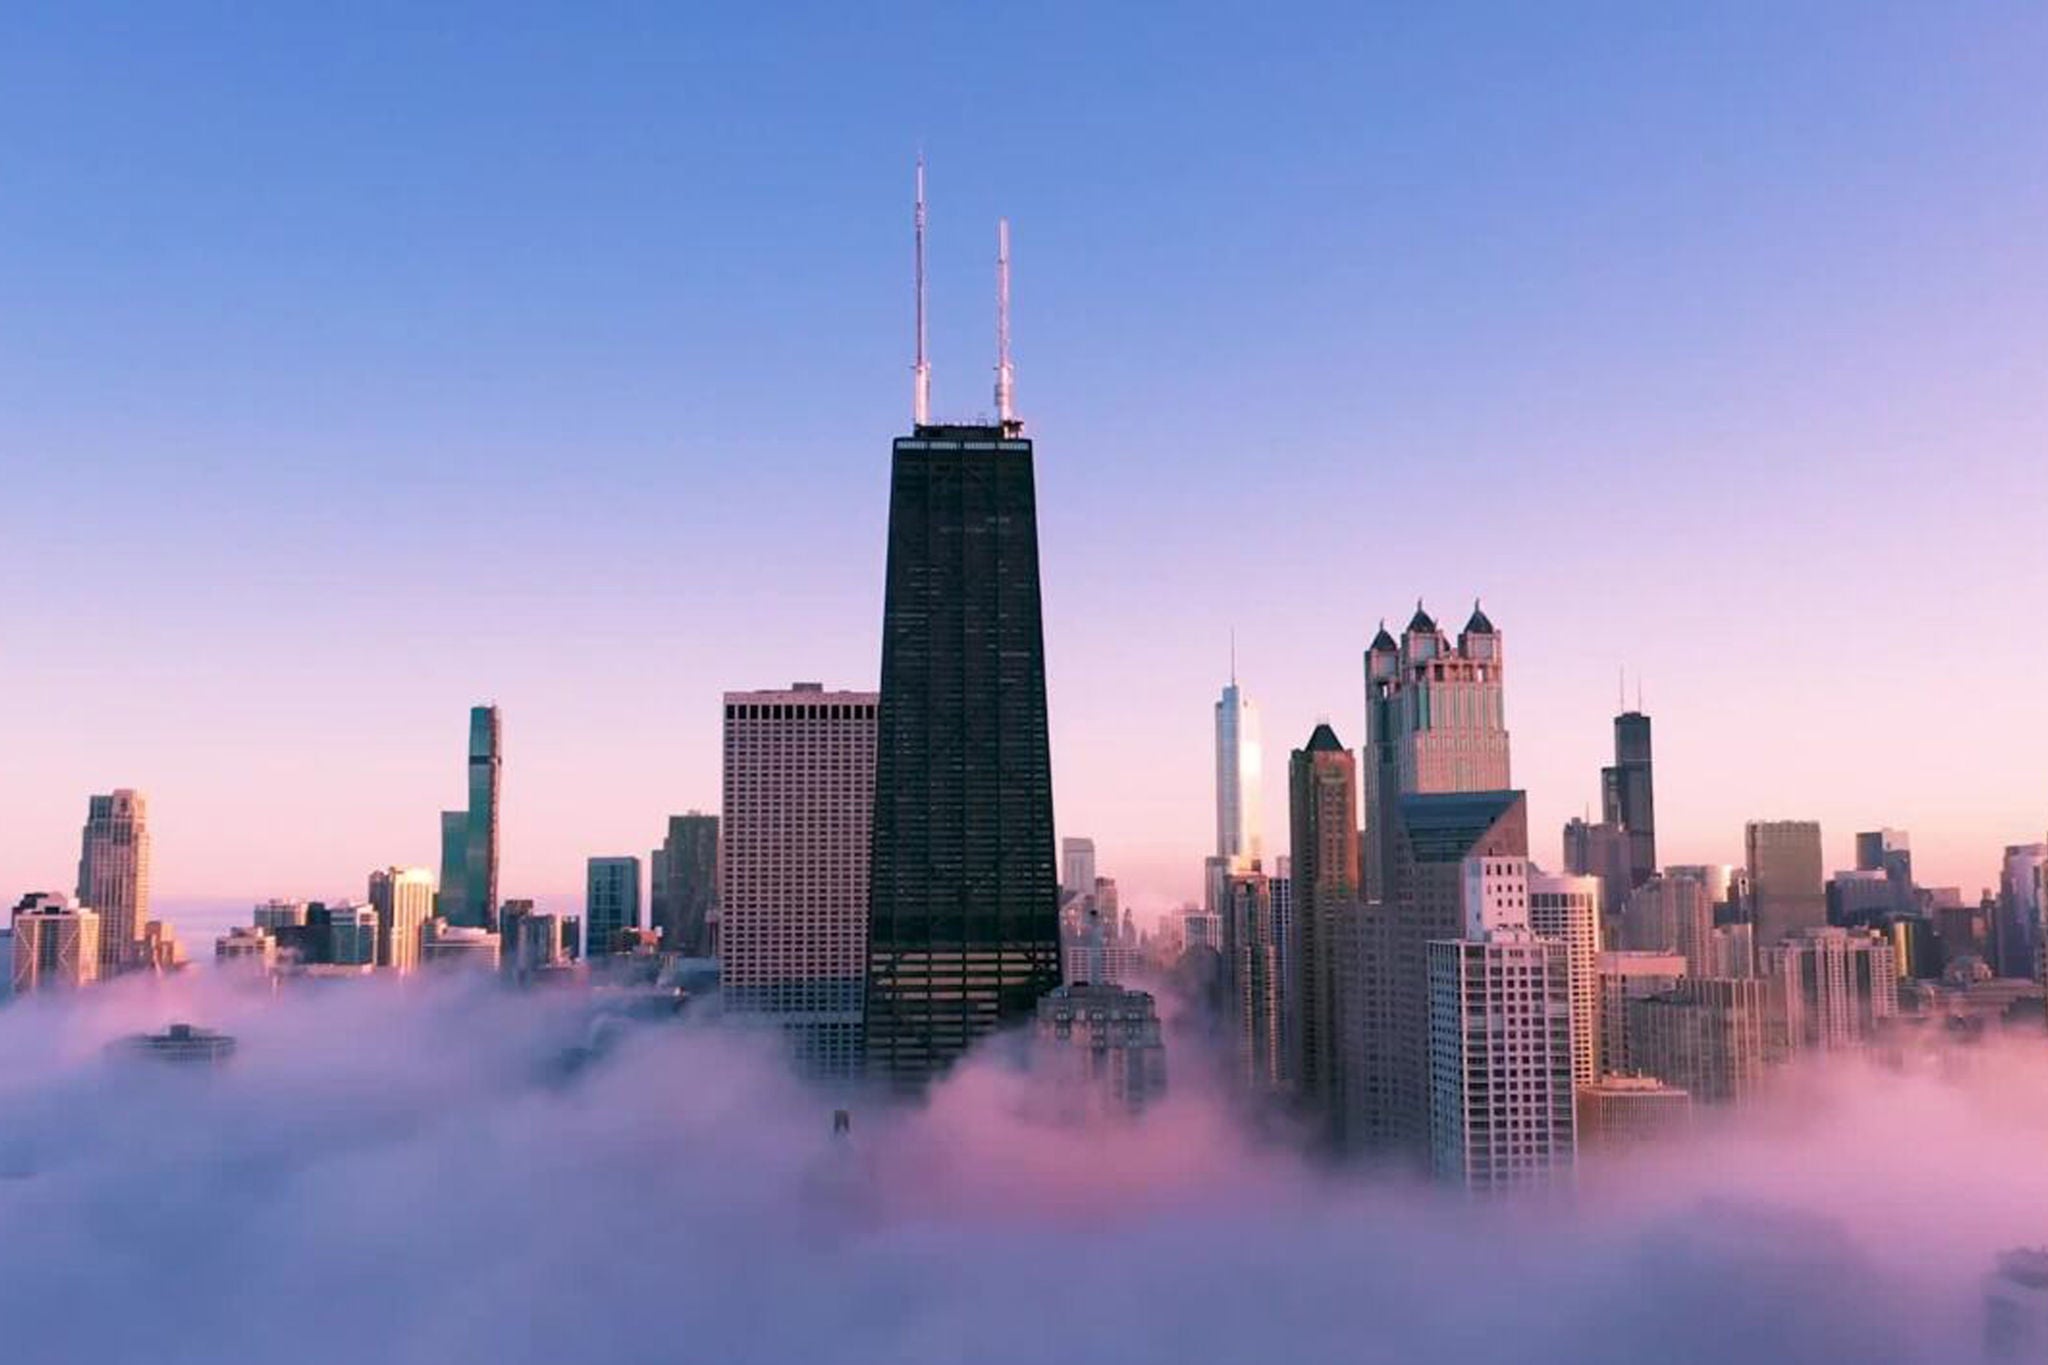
1600,710 -> 1656,891
865,423 -> 1061,1090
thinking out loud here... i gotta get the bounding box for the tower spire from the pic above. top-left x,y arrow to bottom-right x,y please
994,217 -> 1015,429
913,156 -> 931,427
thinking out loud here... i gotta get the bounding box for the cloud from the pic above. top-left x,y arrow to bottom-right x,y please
0,973 -> 2030,1365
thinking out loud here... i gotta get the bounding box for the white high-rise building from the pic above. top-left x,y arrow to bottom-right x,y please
1761,926 -> 1897,1052
1529,870 -> 1603,1089
10,893 -> 100,994
1425,852 -> 1577,1192
76,789 -> 149,973
1215,671 -> 1263,870
367,867 -> 434,973
720,683 -> 878,1081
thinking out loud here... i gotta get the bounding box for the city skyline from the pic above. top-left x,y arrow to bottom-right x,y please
8,5 -> 2048,919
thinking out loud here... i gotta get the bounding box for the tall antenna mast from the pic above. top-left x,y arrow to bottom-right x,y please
994,217 -> 1015,428
913,156 -> 931,427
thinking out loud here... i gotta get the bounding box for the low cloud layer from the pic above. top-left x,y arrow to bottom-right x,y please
0,975 -> 2037,1365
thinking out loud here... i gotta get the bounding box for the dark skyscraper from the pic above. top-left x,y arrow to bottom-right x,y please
649,813 -> 718,956
1287,724 -> 1359,1137
464,705 -> 501,931
864,423 -> 1061,1088
1601,708 -> 1656,892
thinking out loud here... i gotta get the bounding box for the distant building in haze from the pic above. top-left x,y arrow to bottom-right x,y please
1628,977 -> 1771,1105
1562,817 -> 1634,931
464,706 -> 502,931
1061,838 -> 1097,905
76,789 -> 149,974
1745,820 -> 1826,951
1760,926 -> 1897,1052
422,921 -> 500,971
214,925 -> 277,972
1216,669 -> 1264,871
650,813 -> 718,958
1621,872 -> 1714,976
1997,844 -> 2048,981
367,867 -> 434,973
1598,949 -> 1687,1075
1576,1075 -> 1691,1152
720,684 -> 877,1080
585,856 -> 642,959
1224,864 -> 1287,1094
1601,707 -> 1656,893
10,893 -> 100,993
437,811 -> 467,923
1033,982 -> 1167,1116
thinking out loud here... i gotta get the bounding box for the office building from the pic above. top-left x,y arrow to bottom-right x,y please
1428,929 -> 1576,1192
1628,977 -> 1772,1105
1363,603 -> 1509,901
1745,820 -> 1826,952
864,416 -> 1060,1086
1598,950 -> 1688,1075
10,893 -> 100,993
720,684 -> 878,1080
113,1023 -> 237,1066
1216,669 -> 1264,870
1562,817 -> 1634,930
1855,829 -> 1914,886
253,900 -> 308,931
1528,870 -> 1602,1089
1224,865 -> 1287,1093
585,856 -> 642,959
214,925 -> 277,971
463,706 -> 502,931
1288,723 -> 1360,1136
1760,926 -> 1897,1053
1062,882 -> 1140,986
422,921 -> 501,971
437,811 -> 467,923
367,867 -> 434,973
1353,788 -> 1529,1162
1997,844 -> 2048,980
650,813 -> 719,958
314,902 -> 379,968
76,789 -> 149,973
506,910 -> 576,983
1621,872 -> 1714,976
1180,906 -> 1222,954
1829,869 -> 1904,926
1060,837 -> 1097,905
1707,923 -> 1756,978
1576,1075 -> 1692,1151
1601,707 -> 1656,893
1033,982 -> 1167,1116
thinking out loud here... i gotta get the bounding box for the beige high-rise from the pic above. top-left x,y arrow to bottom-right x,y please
367,867 -> 435,973
76,790 -> 149,974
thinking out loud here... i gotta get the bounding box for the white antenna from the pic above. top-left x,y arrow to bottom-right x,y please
994,217 -> 1015,427
913,156 -> 931,427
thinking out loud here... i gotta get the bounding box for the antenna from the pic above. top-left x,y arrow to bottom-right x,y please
913,156 -> 931,427
995,218 -> 1015,427
1617,666 -> 1625,713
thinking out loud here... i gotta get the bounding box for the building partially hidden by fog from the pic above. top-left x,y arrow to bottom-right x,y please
368,867 -> 434,973
721,684 -> 877,1080
10,893 -> 100,994
422,922 -> 500,971
440,706 -> 502,930
650,813 -> 718,958
864,175 -> 1060,1090
112,1022 -> 237,1066
1576,1074 -> 1692,1151
1033,982 -> 1167,1116
76,789 -> 155,974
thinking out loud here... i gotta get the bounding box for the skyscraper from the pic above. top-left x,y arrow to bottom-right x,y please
76,789 -> 149,973
864,196 -> 1060,1087
1561,816 -> 1634,931
1620,872 -> 1714,977
1528,870 -> 1603,1090
1215,667 -> 1264,870
1224,865 -> 1287,1094
10,893 -> 100,993
1745,820 -> 1825,952
649,814 -> 719,957
367,867 -> 434,972
437,811 -> 467,923
1600,707 -> 1656,892
1061,837 -> 1097,905
1996,844 -> 2048,980
465,706 -> 502,932
1288,723 -> 1359,1135
585,856 -> 642,959
1760,926 -> 1898,1052
1856,829 -> 1913,886
1627,977 -> 1771,1105
1363,603 -> 1509,901
721,684 -> 877,1079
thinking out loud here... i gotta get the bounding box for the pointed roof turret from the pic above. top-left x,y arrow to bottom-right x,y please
1303,722 -> 1345,753
1405,599 -> 1437,634
1369,620 -> 1397,652
1463,599 -> 1496,635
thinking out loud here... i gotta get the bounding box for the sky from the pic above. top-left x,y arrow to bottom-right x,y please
0,969 -> 2044,1363
4,3 -> 2047,924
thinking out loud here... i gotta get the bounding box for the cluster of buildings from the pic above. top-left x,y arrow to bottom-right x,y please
1188,603 -> 2048,1190
7,791 -> 185,997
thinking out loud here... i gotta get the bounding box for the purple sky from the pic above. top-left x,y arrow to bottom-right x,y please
4,4 -> 2046,922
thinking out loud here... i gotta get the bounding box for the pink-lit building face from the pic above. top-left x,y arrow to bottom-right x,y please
720,685 -> 877,1078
